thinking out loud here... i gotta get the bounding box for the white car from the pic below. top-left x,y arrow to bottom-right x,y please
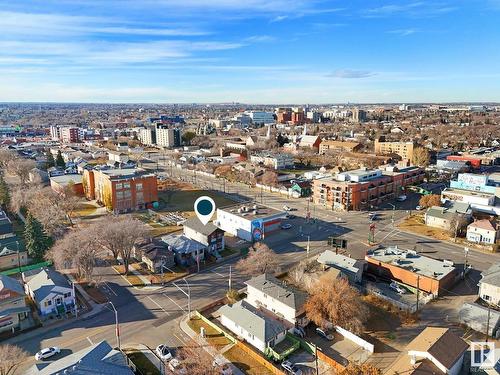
156,344 -> 172,361
281,360 -> 303,375
397,195 -> 407,202
315,327 -> 334,341
35,347 -> 60,361
415,205 -> 423,211
283,205 -> 291,211
281,223 -> 292,230
390,282 -> 406,294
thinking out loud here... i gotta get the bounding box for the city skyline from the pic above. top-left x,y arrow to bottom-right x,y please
1,0 -> 499,103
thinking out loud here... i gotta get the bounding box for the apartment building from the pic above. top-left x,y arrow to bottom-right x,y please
139,127 -> 156,146
374,137 -> 415,161
352,107 -> 367,123
60,127 -> 80,143
155,124 -> 181,148
250,152 -> 294,170
313,165 -> 424,211
83,168 -> 158,213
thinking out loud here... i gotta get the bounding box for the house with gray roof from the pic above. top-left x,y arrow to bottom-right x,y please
317,250 -> 366,283
22,268 -> 75,316
479,263 -> 500,306
217,300 -> 288,353
425,201 -> 472,230
183,216 -> 225,257
27,340 -> 134,375
245,273 -> 308,326
0,274 -> 30,334
161,233 -> 206,267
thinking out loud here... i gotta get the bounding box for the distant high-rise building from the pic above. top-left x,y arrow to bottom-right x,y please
374,136 -> 415,162
156,124 -> 180,148
352,108 -> 367,123
276,107 -> 292,123
60,127 -> 80,143
244,111 -> 275,125
139,127 -> 156,146
291,107 -> 305,124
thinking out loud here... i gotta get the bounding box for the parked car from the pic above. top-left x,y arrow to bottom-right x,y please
390,282 -> 406,294
156,344 -> 172,361
415,205 -> 423,211
35,347 -> 60,361
283,205 -> 291,211
397,195 -> 407,202
168,359 -> 187,374
368,212 -> 378,221
315,327 -> 334,341
281,360 -> 303,375
281,223 -> 292,230
286,213 -> 296,219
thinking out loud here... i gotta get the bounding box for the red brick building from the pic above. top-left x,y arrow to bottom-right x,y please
83,168 -> 158,213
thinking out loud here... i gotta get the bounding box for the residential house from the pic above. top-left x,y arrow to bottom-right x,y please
317,250 -> 365,283
289,180 -> 312,197
424,201 -> 472,230
183,217 -> 225,257
217,300 -> 289,353
478,263 -> 500,306
0,245 -> 28,271
26,340 -> 134,375
386,327 -> 468,375
467,219 -> 498,245
245,273 -> 308,327
133,238 -> 175,273
0,210 -> 14,239
0,275 -> 30,333
161,234 -> 205,267
22,268 -> 75,316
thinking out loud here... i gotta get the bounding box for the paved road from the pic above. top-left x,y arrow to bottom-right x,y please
11,156 -> 500,372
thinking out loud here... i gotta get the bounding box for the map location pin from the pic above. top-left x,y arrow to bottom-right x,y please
194,196 -> 216,225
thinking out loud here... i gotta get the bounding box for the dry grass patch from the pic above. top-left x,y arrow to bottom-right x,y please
398,214 -> 451,241
187,317 -> 232,350
224,346 -> 274,375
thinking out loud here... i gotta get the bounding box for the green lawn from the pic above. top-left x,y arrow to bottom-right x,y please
158,190 -> 237,212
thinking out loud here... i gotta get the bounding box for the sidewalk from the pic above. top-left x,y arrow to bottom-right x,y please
179,315 -> 244,375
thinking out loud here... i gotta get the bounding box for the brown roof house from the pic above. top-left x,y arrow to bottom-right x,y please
387,327 -> 468,375
133,238 -> 175,273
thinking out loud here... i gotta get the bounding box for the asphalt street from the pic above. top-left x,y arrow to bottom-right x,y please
9,156 -> 500,372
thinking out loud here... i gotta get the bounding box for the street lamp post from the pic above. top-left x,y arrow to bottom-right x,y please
387,203 -> 395,224
173,278 -> 191,318
107,301 -> 121,350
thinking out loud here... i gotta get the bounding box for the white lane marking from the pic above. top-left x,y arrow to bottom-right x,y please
103,282 -> 118,296
86,336 -> 93,345
163,293 -> 186,312
148,296 -> 170,316
211,270 -> 225,277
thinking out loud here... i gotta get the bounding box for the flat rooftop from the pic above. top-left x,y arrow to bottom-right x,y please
98,168 -> 154,179
50,174 -> 83,185
366,246 -> 456,280
218,203 -> 284,219
442,187 -> 494,199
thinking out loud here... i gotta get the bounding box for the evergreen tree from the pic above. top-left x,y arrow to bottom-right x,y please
55,150 -> 66,169
24,214 -> 51,261
46,150 -> 55,169
0,176 -> 10,210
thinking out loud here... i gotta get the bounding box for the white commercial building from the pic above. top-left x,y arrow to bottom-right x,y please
250,152 -> 294,170
215,204 -> 286,242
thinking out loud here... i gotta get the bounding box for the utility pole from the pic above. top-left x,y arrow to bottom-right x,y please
229,265 -> 232,291
486,303 -> 491,342
108,302 -> 120,350
307,236 -> 310,256
416,275 -> 420,311
463,247 -> 469,279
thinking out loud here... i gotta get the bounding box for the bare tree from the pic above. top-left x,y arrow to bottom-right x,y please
305,276 -> 368,334
98,216 -> 148,274
418,194 -> 441,209
0,344 -> 29,375
260,170 -> 279,187
0,149 -> 16,169
169,342 -> 222,375
7,158 -> 36,185
341,362 -> 381,375
412,147 -> 430,167
48,225 -> 104,281
28,187 -> 68,238
235,242 -> 280,276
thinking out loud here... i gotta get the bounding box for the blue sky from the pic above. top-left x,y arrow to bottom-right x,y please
0,0 -> 499,103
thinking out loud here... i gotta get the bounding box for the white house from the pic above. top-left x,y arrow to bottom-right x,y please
22,268 -> 75,316
245,273 -> 308,326
478,263 -> 500,306
467,219 -> 498,245
387,327 -> 468,375
217,300 -> 288,353
317,250 -> 366,284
